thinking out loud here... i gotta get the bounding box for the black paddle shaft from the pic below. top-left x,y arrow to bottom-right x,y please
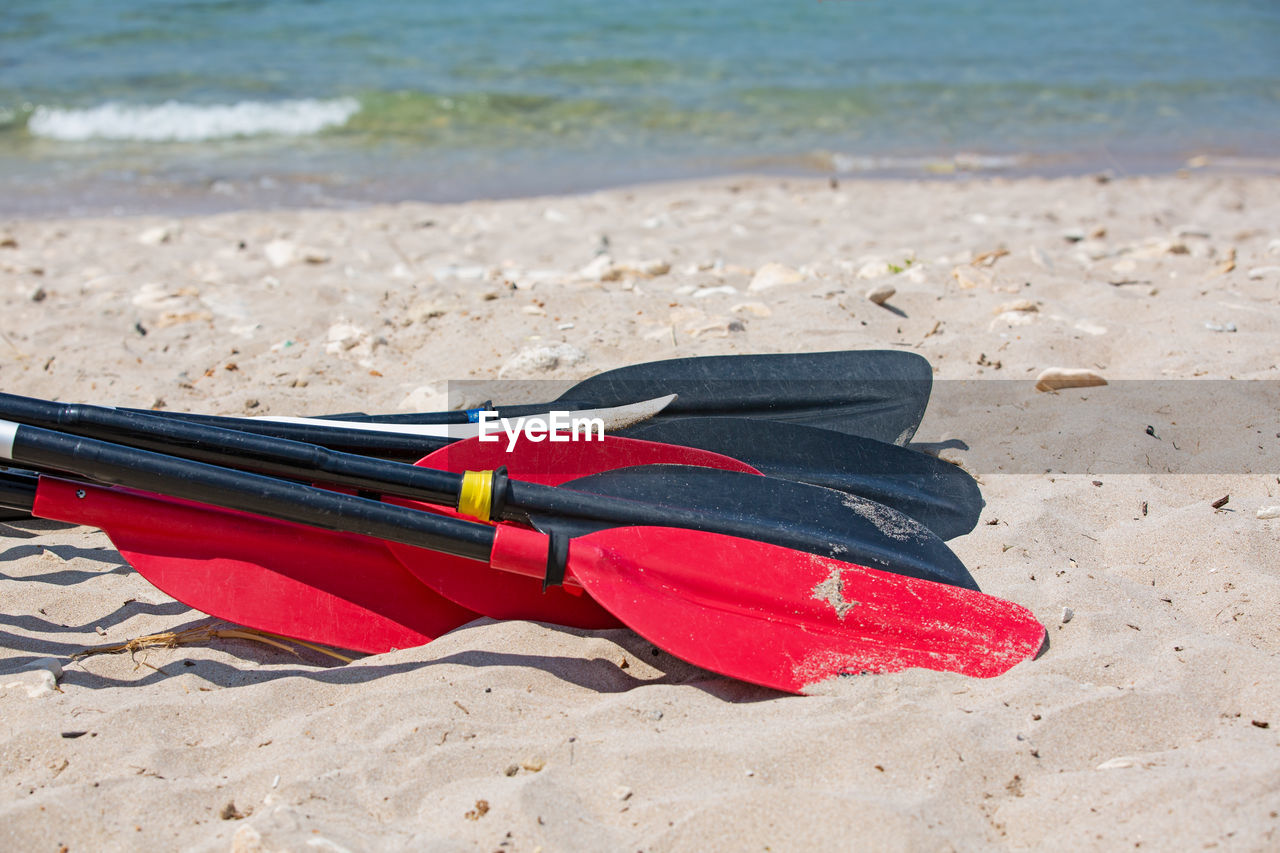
0,420 -> 497,562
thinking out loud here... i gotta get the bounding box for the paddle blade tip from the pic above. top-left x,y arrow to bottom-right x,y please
565,527 -> 1047,695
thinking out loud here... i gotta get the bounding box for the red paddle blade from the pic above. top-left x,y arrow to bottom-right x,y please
32,477 -> 478,654
492,525 -> 1045,694
423,433 -> 760,480
385,434 -> 760,629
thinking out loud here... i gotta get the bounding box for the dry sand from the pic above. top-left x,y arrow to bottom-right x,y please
2,172 -> 1279,851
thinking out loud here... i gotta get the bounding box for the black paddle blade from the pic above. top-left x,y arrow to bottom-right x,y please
529,465 -> 979,591
552,350 -> 932,444
620,418 -> 983,541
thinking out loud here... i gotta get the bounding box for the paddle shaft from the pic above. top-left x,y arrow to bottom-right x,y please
111,409 -> 451,460
0,393 -> 766,533
0,419 -> 499,564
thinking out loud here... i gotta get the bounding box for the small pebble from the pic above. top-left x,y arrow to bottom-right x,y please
1061,607 -> 1074,624
263,239 -> 297,268
1204,322 -> 1237,333
994,299 -> 1037,314
3,669 -> 58,698
325,323 -> 368,354
2,659 -> 63,698
137,224 -> 177,246
498,343 -> 587,377
686,318 -> 741,338
748,262 -> 803,291
578,254 -> 614,280
1034,368 -> 1108,392
1257,506 -> 1280,520
219,801 -> 246,820
520,757 -> 545,772
634,259 -> 671,277
692,285 -> 738,298
406,300 -> 448,323
26,658 -> 63,679
1247,266 -> 1280,280
614,786 -> 633,801
856,259 -> 891,279
951,266 -> 988,290
730,301 -> 772,317
866,284 -> 896,306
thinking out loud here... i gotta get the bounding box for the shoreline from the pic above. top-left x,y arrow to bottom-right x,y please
3,143 -> 1279,220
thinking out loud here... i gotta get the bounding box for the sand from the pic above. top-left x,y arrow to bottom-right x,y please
2,171 -> 1279,851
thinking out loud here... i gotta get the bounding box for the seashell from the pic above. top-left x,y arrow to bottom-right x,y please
1035,368 -> 1107,392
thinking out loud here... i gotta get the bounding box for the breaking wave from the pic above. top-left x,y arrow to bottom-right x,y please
27,98 -> 361,142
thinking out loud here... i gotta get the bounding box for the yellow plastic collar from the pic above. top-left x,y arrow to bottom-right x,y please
458,470 -> 495,522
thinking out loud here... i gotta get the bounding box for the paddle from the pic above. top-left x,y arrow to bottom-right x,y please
138,349 -> 933,445
621,418 -> 983,540
98,397 -> 976,539
0,469 -> 477,652
0,393 -> 979,596
0,421 -> 1045,692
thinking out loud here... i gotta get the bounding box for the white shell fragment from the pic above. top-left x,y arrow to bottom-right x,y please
1034,368 -> 1108,392
1096,756 -> 1140,770
1258,506 -> 1280,520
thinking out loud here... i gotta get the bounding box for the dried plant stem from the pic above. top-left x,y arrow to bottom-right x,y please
72,623 -> 354,664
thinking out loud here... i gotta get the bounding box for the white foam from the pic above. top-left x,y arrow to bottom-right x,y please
27,98 -> 360,142
830,151 -> 1023,174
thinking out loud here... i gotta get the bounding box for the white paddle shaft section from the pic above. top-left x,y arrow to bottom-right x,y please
253,394 -> 676,439
0,420 -> 15,460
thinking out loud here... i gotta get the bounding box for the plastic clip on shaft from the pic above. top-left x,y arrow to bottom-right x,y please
456,466 -> 509,523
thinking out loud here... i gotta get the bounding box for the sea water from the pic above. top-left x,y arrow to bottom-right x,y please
2,0 -> 1277,214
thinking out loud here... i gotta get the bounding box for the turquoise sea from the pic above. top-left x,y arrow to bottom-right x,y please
2,0 -> 1278,214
